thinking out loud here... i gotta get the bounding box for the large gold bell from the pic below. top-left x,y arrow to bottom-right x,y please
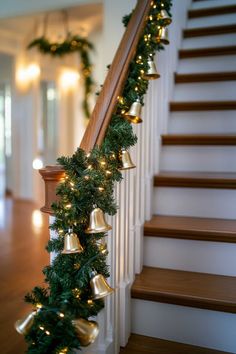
142,57 -> 160,80
90,273 -> 114,299
158,10 -> 172,26
15,310 -> 37,335
62,229 -> 84,254
157,27 -> 169,45
72,318 -> 99,346
124,99 -> 142,124
119,149 -> 136,170
85,208 -> 112,234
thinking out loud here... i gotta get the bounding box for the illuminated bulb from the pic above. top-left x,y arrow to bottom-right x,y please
27,64 -> 41,80
70,182 -> 75,187
59,70 -> 80,91
138,55 -> 142,59
140,70 -> 145,74
87,165 -> 92,170
153,4 -> 157,8
32,210 -> 43,229
138,76 -> 141,80
84,175 -> 90,180
106,170 -> 112,176
98,187 -> 104,192
87,299 -> 93,305
59,229 -> 63,234
100,161 -> 106,167
65,204 -> 72,209
135,87 -> 139,91
36,303 -> 43,309
39,326 -> 44,331
32,158 -> 43,170
59,313 -> 64,318
45,330 -> 50,335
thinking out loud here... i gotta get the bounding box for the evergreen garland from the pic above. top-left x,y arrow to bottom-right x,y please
28,34 -> 95,118
19,1 -> 172,353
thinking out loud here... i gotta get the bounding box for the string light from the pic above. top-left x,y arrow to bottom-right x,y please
87,299 -> 93,305
106,170 -> 112,176
59,313 -> 65,318
45,330 -> 50,335
39,326 -> 44,331
65,204 -> 72,209
98,187 -> 104,192
84,175 -> 90,180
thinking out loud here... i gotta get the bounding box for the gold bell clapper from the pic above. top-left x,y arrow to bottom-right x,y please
62,229 -> 84,254
15,310 -> 37,335
157,27 -> 169,45
119,149 -> 136,170
158,10 -> 172,26
124,99 -> 142,124
142,57 -> 160,80
72,318 -> 99,346
85,207 -> 112,234
90,272 -> 114,299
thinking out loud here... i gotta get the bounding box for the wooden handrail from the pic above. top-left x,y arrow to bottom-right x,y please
80,0 -> 152,152
40,0 -> 152,213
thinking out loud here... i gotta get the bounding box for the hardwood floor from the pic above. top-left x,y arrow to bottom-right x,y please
0,198 -> 49,354
120,334 -> 232,354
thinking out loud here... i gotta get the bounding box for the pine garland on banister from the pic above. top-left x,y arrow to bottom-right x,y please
16,1 -> 172,353
28,35 -> 95,119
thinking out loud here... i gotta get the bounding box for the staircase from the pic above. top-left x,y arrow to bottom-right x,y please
129,0 -> 236,353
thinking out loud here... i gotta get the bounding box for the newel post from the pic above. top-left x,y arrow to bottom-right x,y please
39,165 -> 65,214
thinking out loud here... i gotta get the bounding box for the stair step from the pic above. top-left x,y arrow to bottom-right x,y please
154,171 -> 236,189
184,24 -> 236,38
144,215 -> 236,243
120,334 -> 231,354
162,134 -> 236,145
179,46 -> 236,58
131,267 -> 236,313
188,4 -> 236,18
170,101 -> 236,111
175,71 -> 236,83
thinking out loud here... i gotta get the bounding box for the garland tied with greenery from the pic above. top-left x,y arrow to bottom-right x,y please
28,34 -> 95,118
19,1 -> 172,353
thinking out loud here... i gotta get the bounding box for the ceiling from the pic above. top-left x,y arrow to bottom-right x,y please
0,3 -> 103,42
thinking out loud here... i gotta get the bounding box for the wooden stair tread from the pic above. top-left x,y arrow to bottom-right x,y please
144,215 -> 236,243
162,134 -> 236,145
175,71 -> 236,83
154,171 -> 236,189
184,24 -> 236,38
120,334 -> 232,354
170,101 -> 236,111
188,5 -> 236,18
131,267 -> 236,313
179,46 -> 236,59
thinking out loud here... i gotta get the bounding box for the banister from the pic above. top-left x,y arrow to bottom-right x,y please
40,0 -> 153,214
80,0 -> 152,152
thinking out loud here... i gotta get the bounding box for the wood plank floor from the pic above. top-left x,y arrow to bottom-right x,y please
0,198 -> 49,354
120,334 -> 232,354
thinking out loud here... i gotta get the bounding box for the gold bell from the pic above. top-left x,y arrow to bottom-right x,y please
119,149 -> 136,170
142,57 -> 160,80
158,10 -> 172,26
72,318 -> 99,346
85,208 -> 112,234
62,229 -> 84,254
15,310 -> 37,335
124,99 -> 142,124
90,272 -> 114,299
157,27 -> 169,45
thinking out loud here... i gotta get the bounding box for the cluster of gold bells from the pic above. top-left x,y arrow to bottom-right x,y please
15,7 -> 171,349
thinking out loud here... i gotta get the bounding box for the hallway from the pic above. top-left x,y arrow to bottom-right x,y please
0,198 -> 49,354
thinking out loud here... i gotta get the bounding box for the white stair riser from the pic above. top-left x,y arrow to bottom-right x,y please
174,81 -> 236,101
169,112 -> 236,134
187,13 -> 236,28
192,0 -> 236,10
178,55 -> 236,73
143,237 -> 236,276
153,187 -> 236,219
160,147 -> 236,172
183,34 -> 236,49
132,299 -> 236,353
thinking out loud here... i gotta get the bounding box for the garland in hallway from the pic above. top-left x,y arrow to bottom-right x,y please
15,1 -> 172,353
